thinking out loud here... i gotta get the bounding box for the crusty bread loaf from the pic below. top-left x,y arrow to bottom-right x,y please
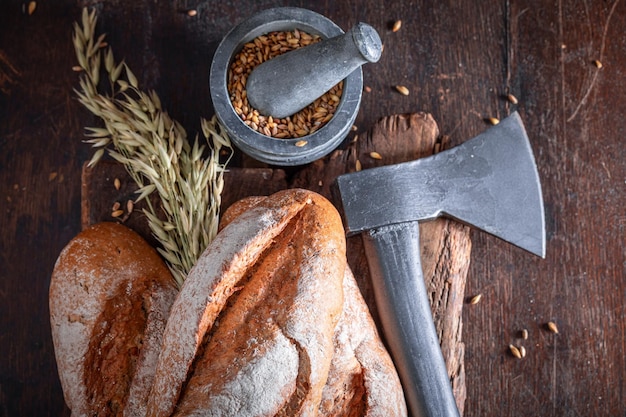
170,190 -> 407,416
51,190 -> 406,416
146,189 -> 346,416
49,222 -> 178,416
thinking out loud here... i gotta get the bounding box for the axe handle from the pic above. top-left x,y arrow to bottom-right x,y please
362,221 -> 459,417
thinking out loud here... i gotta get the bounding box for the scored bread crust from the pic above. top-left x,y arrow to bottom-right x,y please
146,189 -> 346,417
49,222 -> 178,416
172,190 -> 407,416
51,190 -> 407,416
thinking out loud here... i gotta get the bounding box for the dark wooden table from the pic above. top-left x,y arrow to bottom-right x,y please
1,1 -> 624,416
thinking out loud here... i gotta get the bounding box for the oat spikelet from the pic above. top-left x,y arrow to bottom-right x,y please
73,8 -> 232,288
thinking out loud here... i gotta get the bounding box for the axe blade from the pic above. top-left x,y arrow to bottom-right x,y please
337,112 -> 546,257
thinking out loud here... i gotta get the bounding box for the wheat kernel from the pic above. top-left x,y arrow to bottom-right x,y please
111,209 -> 124,218
509,344 -> 522,359
469,294 -> 482,305
395,85 -> 410,95
547,321 -> 559,334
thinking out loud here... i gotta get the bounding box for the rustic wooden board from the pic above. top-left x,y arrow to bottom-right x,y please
82,112 -> 471,413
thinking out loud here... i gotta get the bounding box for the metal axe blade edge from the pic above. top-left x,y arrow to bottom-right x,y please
336,112 -> 546,258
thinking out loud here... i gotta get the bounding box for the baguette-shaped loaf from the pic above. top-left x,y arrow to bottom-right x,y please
147,189 -> 346,417
173,190 -> 407,416
49,222 -> 177,416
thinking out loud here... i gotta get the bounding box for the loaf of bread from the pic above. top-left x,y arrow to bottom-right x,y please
49,222 -> 178,416
168,190 -> 407,416
51,189 -> 407,416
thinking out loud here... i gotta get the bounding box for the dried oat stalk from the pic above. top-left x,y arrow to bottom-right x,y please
73,8 -> 232,288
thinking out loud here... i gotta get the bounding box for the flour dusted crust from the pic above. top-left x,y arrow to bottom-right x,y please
171,190 -> 407,416
49,222 -> 177,416
319,267 -> 407,416
147,189 -> 346,416
51,190 -> 406,416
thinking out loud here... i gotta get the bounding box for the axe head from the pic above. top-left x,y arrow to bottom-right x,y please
336,112 -> 546,257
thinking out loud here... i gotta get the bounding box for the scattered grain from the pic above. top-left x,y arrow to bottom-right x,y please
113,178 -> 121,190
111,209 -> 124,218
395,85 -> 410,96
392,20 -> 402,32
369,151 -> 382,160
547,321 -> 559,334
593,59 -> 603,69
469,294 -> 482,305
112,201 -> 121,211
72,66 -> 83,72
295,140 -> 308,147
355,159 -> 362,172
187,9 -> 197,17
126,199 -> 134,214
364,85 -> 372,93
27,1 -> 36,15
521,328 -> 529,340
48,172 -> 58,182
507,93 -> 518,104
519,345 -> 527,358
351,125 -> 358,132
487,117 -> 500,125
509,344 -> 522,359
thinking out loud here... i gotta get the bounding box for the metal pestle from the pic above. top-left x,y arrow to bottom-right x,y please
246,22 -> 382,119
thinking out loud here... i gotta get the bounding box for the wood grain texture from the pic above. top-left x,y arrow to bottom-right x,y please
0,0 -> 624,416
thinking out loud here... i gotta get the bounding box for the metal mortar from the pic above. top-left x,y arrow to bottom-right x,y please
210,7 -> 376,166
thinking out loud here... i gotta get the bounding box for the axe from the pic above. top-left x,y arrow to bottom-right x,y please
335,112 -> 546,417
